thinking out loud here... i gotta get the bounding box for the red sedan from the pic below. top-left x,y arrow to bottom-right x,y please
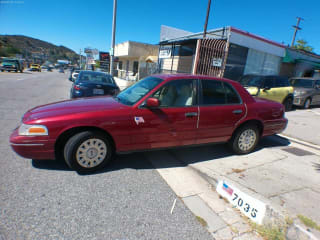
10,74 -> 287,172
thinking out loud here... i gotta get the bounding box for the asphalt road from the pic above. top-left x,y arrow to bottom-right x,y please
0,70 -> 212,240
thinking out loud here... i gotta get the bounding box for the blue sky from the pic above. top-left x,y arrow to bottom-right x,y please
1,0 -> 319,54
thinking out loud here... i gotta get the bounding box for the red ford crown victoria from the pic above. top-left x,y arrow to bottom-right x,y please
10,74 -> 287,172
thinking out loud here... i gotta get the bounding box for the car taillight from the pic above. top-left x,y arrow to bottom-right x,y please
74,85 -> 81,90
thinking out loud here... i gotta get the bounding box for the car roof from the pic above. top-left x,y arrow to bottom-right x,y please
79,70 -> 112,76
290,77 -> 319,81
150,74 -> 237,84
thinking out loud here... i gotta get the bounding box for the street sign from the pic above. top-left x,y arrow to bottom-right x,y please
159,47 -> 171,58
212,58 -> 222,67
99,52 -> 110,72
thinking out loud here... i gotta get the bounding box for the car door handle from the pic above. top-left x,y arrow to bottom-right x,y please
185,112 -> 198,117
232,109 -> 243,114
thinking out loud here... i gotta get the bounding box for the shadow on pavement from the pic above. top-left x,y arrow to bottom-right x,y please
31,135 -> 290,175
32,159 -> 72,171
313,162 -> 320,172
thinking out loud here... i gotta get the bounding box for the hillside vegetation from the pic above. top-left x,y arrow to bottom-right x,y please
0,35 -> 79,63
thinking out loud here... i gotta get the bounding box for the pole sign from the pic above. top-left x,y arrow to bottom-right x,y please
99,52 -> 110,72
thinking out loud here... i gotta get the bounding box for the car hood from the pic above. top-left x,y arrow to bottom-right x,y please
23,96 -> 127,122
293,87 -> 314,92
244,86 -> 259,96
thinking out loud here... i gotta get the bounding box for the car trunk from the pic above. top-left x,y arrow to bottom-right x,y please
79,82 -> 118,97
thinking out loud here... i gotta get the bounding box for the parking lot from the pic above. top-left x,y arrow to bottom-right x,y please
1,70 -> 320,239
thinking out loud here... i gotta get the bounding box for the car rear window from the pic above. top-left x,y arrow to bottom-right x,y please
78,72 -> 115,84
275,77 -> 290,87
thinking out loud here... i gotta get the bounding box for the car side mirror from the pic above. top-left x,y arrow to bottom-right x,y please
146,98 -> 160,108
263,86 -> 271,91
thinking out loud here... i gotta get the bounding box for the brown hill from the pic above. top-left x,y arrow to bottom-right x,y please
0,35 -> 79,64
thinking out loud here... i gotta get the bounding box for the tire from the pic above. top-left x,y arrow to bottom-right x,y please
229,124 -> 259,155
64,131 -> 113,173
303,98 -> 311,109
283,97 -> 293,112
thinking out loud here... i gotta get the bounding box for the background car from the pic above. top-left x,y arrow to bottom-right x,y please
30,64 -> 41,72
70,70 -> 119,98
290,77 -> 320,109
0,58 -> 24,72
239,74 -> 294,111
10,74 -> 287,173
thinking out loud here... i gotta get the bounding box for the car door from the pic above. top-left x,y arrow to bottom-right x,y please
131,79 -> 199,150
197,79 -> 245,144
313,80 -> 320,104
258,77 -> 278,102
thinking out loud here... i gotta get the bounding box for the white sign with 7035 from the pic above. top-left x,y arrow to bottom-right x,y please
216,180 -> 266,224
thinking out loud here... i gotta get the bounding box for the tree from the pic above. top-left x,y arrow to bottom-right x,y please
294,39 -> 314,52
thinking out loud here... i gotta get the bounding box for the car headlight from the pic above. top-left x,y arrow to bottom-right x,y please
18,124 -> 48,136
294,90 -> 307,96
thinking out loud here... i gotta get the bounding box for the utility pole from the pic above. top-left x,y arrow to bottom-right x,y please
291,17 -> 304,47
110,0 -> 117,75
203,0 -> 212,38
79,49 -> 82,69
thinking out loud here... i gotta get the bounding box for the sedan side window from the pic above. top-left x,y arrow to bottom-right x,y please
263,78 -> 275,88
201,80 -> 240,105
201,80 -> 225,105
152,79 -> 196,107
224,83 -> 241,104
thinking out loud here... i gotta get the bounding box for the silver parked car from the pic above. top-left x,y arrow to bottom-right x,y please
290,78 -> 320,109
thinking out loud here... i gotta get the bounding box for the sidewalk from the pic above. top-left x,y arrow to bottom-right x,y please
114,76 -> 134,90
283,108 -> 320,146
146,134 -> 320,239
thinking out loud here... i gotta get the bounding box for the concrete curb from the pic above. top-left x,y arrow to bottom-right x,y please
194,165 -> 320,240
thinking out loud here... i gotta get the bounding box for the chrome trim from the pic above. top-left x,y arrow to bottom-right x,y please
10,143 -> 44,146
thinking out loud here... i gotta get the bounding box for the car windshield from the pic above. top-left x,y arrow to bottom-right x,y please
115,76 -> 163,106
239,76 -> 262,87
78,72 -> 115,84
3,60 -> 16,63
290,79 -> 314,88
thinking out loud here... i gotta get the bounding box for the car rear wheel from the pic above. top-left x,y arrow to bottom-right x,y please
283,97 -> 293,112
303,98 -> 311,109
64,131 -> 113,172
229,124 -> 259,154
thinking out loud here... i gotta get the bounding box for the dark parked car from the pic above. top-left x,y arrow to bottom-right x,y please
70,71 -> 119,98
10,74 -> 287,173
290,78 -> 320,108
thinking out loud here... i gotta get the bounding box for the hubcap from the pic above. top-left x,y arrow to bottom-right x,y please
238,129 -> 256,152
76,138 -> 107,168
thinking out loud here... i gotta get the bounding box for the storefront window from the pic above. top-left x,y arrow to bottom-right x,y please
244,49 -> 281,76
224,44 -> 248,81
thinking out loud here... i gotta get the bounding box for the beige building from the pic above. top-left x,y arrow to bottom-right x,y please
114,41 -> 159,81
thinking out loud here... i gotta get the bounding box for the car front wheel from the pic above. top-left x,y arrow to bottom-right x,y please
64,131 -> 113,172
230,124 -> 259,154
283,97 -> 293,112
303,98 -> 311,109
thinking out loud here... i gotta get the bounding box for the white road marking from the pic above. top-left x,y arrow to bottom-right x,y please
307,110 -> 320,116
